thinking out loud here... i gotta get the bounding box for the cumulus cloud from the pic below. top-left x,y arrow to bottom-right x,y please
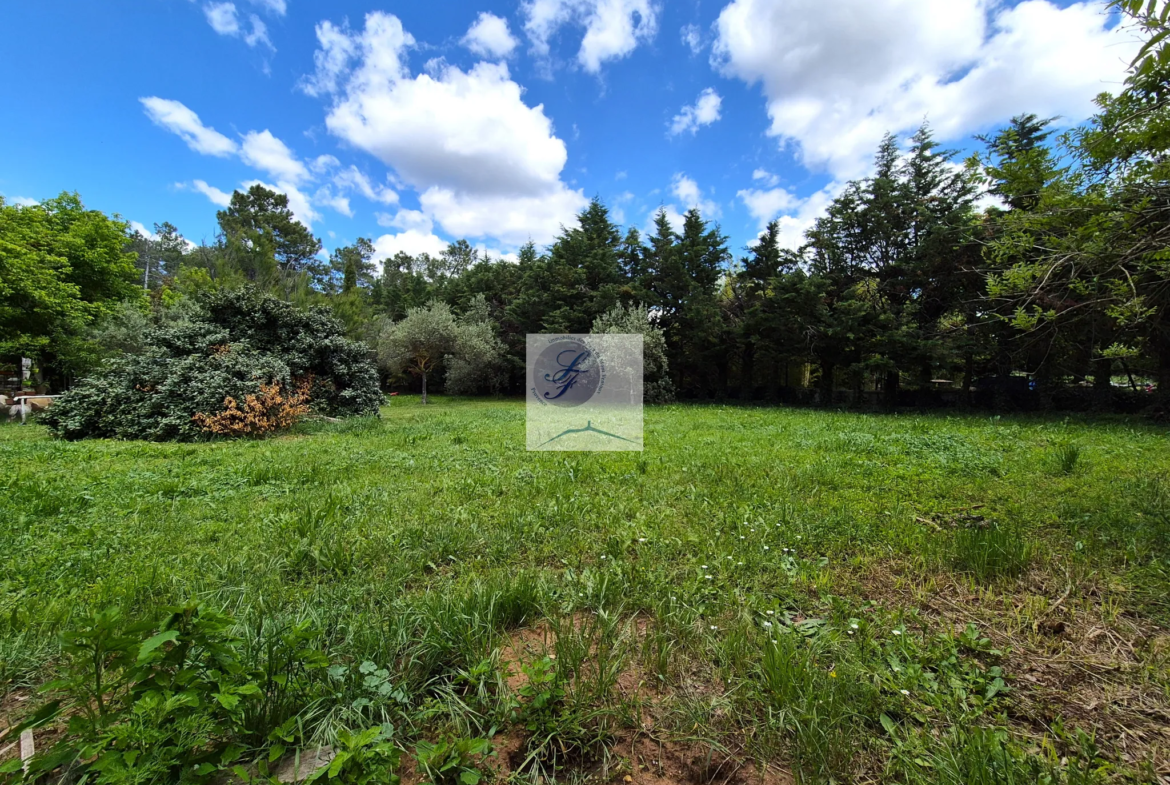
240,129 -> 310,184
2,195 -> 39,207
463,12 -> 519,59
302,11 -> 587,245
378,208 -> 433,233
313,188 -> 352,216
713,0 -> 1139,180
523,0 -> 660,73
372,229 -> 450,260
129,221 -> 157,239
671,173 -> 720,217
140,97 -> 238,157
739,182 -> 843,249
669,87 -> 722,136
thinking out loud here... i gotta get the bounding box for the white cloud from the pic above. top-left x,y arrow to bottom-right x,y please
752,168 -> 780,187
523,0 -> 660,73
680,23 -> 702,54
314,188 -> 353,216
202,2 -> 273,49
140,97 -> 238,157
180,179 -> 234,208
669,87 -> 722,136
310,154 -> 340,173
204,2 -> 239,35
643,204 -> 686,238
243,179 -> 320,228
304,11 -> 587,245
418,186 -> 584,246
713,0 -> 1139,181
243,14 -> 273,49
737,186 -> 799,225
129,221 -> 157,240
372,229 -> 450,260
378,208 -> 433,233
300,20 -> 359,97
240,129 -> 310,184
463,12 -> 519,59
2,195 -> 38,207
740,182 -> 843,249
333,166 -> 399,205
671,173 -> 720,217
250,0 -> 285,15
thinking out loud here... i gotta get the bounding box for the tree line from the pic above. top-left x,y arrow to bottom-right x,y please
6,0 -> 1168,411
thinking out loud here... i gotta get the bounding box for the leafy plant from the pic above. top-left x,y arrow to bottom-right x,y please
2,604 -> 263,783
414,736 -> 493,785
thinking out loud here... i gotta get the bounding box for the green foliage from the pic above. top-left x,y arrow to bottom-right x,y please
42,287 -> 381,440
377,300 -> 505,402
949,520 -> 1032,582
5,604 -> 284,784
1051,440 -> 1083,475
0,192 -> 144,382
413,736 -> 493,785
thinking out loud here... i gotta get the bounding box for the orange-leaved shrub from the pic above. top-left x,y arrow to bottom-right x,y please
192,379 -> 311,437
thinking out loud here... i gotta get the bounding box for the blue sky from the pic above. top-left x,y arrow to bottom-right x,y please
0,0 -> 1135,262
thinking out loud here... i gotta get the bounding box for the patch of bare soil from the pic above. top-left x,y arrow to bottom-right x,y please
492,615 -> 793,785
857,560 -> 1170,777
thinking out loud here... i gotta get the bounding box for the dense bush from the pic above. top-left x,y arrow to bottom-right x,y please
43,288 -> 382,440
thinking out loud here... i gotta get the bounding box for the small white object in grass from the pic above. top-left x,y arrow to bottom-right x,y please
710,625 -> 718,630
766,610 -> 774,615
900,689 -> 910,696
737,562 -> 743,566
600,555 -> 606,559
850,623 -> 859,629
763,621 -> 772,628
638,538 -> 647,543
701,564 -> 708,569
763,546 -> 769,550
740,536 -> 745,540
704,575 -> 713,580
893,629 -> 902,636
847,630 -> 854,635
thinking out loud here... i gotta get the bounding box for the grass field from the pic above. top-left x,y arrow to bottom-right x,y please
2,398 -> 1169,783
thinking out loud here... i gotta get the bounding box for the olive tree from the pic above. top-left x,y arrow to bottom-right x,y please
592,302 -> 675,403
377,298 -> 505,403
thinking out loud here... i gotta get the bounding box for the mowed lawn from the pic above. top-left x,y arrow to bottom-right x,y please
2,399 -> 1169,783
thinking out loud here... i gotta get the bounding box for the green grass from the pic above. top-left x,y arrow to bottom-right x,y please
2,398 -> 1169,782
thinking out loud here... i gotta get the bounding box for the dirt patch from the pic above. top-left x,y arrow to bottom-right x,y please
856,560 -> 1170,774
610,735 -> 792,785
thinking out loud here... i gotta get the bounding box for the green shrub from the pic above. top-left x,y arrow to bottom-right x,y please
42,288 -> 381,441
414,736 -> 493,785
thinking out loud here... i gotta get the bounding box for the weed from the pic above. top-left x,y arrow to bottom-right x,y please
1051,441 -> 1083,475
949,520 -> 1032,581
414,736 -> 493,785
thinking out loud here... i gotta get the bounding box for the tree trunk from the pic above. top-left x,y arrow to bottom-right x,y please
884,370 -> 899,409
421,372 -> 428,405
963,351 -> 974,408
819,361 -> 835,406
